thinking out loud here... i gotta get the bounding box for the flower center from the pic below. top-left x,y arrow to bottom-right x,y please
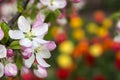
25,31 -> 34,40
35,45 -> 42,53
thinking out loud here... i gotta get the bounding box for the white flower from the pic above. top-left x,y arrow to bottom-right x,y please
40,0 -> 67,11
23,45 -> 51,68
0,44 -> 7,58
9,16 -> 53,68
114,20 -> 120,42
0,62 -> 4,78
33,65 -> 47,78
9,16 -> 48,48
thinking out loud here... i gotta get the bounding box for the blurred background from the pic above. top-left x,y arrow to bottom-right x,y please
1,0 -> 120,80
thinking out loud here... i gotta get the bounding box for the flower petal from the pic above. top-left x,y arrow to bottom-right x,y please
0,28 -> 4,40
20,38 -> 32,47
32,23 -> 48,36
114,35 -> 120,42
32,14 -> 45,28
23,53 -> 35,68
9,30 -> 25,39
36,53 -> 50,67
0,44 -> 7,58
33,65 -> 47,78
0,62 -> 4,78
54,0 -> 67,9
40,0 -> 50,5
33,38 -> 49,44
48,0 -> 67,11
38,46 -> 51,59
44,41 -> 56,51
18,16 -> 30,33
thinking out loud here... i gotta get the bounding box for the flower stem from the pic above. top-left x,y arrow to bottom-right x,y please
8,0 -> 29,27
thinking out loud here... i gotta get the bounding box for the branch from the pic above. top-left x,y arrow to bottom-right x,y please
8,0 -> 29,27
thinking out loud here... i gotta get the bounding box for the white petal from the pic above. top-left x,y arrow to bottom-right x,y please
48,0 -> 66,11
0,62 -> 4,78
114,35 -> 120,42
9,30 -> 25,39
32,40 -> 39,49
20,38 -> 32,47
32,23 -> 48,36
0,44 -> 7,58
33,38 -> 49,44
33,65 -> 47,78
48,5 -> 57,11
36,53 -> 50,67
23,53 -> 35,68
54,0 -> 67,9
38,46 -> 51,59
40,0 -> 50,5
18,16 -> 31,33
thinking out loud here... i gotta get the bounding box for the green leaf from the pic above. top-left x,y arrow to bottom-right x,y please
0,21 -> 10,44
15,53 -> 23,70
54,9 -> 61,16
45,12 -> 57,25
9,41 -> 21,49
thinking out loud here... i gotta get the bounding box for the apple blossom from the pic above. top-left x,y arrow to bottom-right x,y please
44,41 -> 56,51
23,45 -> 51,68
33,65 -> 47,78
9,15 -> 56,68
40,0 -> 67,11
7,49 -> 14,57
1,1 -> 17,20
4,63 -> 18,77
0,44 -> 7,58
72,0 -> 80,3
0,62 -> 4,78
114,20 -> 120,42
22,47 -> 33,59
0,28 -> 4,40
72,0 -> 86,10
9,16 -> 48,48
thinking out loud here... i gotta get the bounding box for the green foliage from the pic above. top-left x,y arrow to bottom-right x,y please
17,0 -> 24,13
15,52 -> 23,70
0,21 -> 10,44
9,41 -> 21,49
45,9 -> 61,25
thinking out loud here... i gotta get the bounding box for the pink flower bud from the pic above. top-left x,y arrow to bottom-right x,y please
22,48 -> 32,59
33,65 -> 47,78
72,0 -> 80,3
0,28 -> 4,40
7,49 -> 14,57
4,63 -> 18,77
44,41 -> 56,51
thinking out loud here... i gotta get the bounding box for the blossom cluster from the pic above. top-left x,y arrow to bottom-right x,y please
0,0 -> 67,79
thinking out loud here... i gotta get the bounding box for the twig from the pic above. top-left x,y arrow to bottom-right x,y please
8,0 -> 29,27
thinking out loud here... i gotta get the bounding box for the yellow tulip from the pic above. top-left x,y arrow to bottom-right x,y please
102,18 -> 113,29
57,54 -> 73,68
96,27 -> 108,37
86,23 -> 98,34
59,40 -> 74,54
70,17 -> 83,29
72,29 -> 85,41
89,44 -> 103,57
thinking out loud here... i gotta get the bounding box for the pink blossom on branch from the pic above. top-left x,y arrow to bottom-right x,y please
40,0 -> 67,11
